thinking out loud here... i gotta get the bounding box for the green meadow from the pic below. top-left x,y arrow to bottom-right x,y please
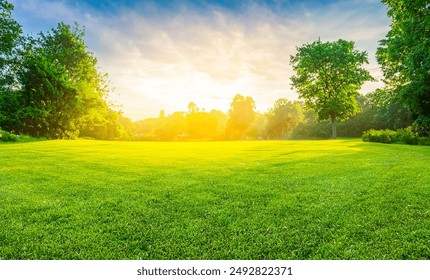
1,139 -> 429,260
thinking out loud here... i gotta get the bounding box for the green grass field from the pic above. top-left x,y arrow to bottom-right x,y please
1,139 -> 429,260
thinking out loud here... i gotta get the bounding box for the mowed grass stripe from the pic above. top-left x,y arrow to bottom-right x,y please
0,139 -> 429,259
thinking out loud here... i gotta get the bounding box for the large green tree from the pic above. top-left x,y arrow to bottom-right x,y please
14,23 -> 111,138
290,39 -> 373,138
377,0 -> 430,136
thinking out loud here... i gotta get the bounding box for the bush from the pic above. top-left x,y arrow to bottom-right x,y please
362,127 -> 427,145
393,127 -> 418,145
418,137 -> 430,146
0,129 -> 44,143
0,129 -> 17,142
292,120 -> 331,139
412,115 -> 430,137
362,129 -> 396,143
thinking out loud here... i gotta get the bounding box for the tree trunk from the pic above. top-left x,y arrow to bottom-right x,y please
331,117 -> 337,139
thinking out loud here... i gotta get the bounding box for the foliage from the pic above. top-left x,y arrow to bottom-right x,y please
362,129 -> 398,144
293,118 -> 331,139
246,112 -> 267,140
11,23 -> 111,139
16,49 -> 80,138
412,115 -> 430,137
395,127 -> 419,145
290,39 -> 374,138
79,109 -> 129,140
185,103 -> 226,140
225,94 -> 256,140
132,103 -> 231,141
418,136 -> 430,146
1,140 -> 430,259
0,128 -> 44,142
1,2 -> 122,140
0,0 -> 19,52
367,89 -> 414,130
0,0 -> 22,128
155,111 -> 187,141
0,87 -> 21,130
337,94 -> 409,137
362,127 -> 430,145
0,128 -> 16,142
132,105 -> 227,141
265,99 -> 303,139
377,0 -> 430,136
293,95 -> 374,139
0,0 -> 21,87
128,94 -> 417,141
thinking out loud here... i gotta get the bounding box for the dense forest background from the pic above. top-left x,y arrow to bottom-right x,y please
0,0 -> 428,141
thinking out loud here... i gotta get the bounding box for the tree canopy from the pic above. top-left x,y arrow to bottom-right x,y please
0,0 -> 21,72
1,22 -> 113,138
225,94 -> 256,140
265,98 -> 303,139
377,0 -> 430,136
290,39 -> 374,138
0,0 -> 21,127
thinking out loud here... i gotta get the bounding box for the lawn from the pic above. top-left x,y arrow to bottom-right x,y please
0,139 -> 429,260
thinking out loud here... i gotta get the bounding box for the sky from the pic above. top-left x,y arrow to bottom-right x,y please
9,0 -> 391,121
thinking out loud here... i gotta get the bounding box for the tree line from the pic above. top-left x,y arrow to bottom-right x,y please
118,93 -> 412,141
1,0 -> 429,141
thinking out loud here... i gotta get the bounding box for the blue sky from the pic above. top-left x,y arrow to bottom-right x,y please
9,0 -> 390,120
34,0 -> 338,13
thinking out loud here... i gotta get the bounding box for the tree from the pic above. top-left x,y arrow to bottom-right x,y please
185,102 -> 224,140
155,111 -> 186,141
290,39 -> 374,138
0,0 -> 21,129
377,0 -> 430,136
15,52 -> 79,137
0,0 -> 21,81
14,22 -> 111,138
208,109 -> 227,140
367,89 -> 413,130
225,94 -> 256,140
187,102 -> 199,114
265,98 -> 303,139
80,109 -> 130,140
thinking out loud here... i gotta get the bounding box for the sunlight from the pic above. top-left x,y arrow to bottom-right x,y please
90,1 -> 389,121
119,68 -> 285,119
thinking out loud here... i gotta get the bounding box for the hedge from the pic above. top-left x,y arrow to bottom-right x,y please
363,127 -> 430,146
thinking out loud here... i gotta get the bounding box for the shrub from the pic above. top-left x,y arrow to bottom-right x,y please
418,137 -> 430,146
0,129 -> 44,143
412,116 -> 430,137
362,129 -> 374,142
362,129 -> 395,143
393,127 -> 419,145
0,129 -> 17,142
363,127 -> 427,145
